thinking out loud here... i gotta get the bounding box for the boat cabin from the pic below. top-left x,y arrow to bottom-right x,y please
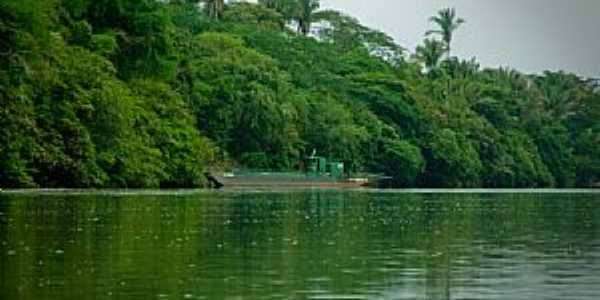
305,155 -> 345,179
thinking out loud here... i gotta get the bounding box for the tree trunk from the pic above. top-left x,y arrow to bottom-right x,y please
208,0 -> 224,20
297,19 -> 310,36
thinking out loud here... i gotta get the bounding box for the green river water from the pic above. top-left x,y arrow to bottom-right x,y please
1,189 -> 599,299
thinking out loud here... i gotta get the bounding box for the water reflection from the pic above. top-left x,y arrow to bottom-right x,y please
0,191 -> 599,299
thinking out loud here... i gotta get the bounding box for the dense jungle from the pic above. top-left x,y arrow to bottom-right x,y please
1,0 -> 598,188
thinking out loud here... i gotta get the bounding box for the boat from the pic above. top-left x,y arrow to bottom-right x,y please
206,153 -> 369,188
208,171 -> 368,188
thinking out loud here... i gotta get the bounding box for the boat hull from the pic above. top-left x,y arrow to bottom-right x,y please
210,172 -> 367,188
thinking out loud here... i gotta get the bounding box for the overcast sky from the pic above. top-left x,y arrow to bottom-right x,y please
319,0 -> 600,78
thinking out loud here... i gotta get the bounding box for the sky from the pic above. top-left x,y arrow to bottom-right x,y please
319,0 -> 600,78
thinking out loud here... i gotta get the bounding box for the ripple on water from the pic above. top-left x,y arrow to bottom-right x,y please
1,191 -> 599,300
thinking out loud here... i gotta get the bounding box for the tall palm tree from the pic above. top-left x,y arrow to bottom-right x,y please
426,8 -> 465,58
415,38 -> 446,72
295,0 -> 320,36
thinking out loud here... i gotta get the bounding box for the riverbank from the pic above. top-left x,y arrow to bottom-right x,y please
2,188 -> 599,196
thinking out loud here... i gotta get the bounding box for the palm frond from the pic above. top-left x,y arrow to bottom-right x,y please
425,29 -> 442,37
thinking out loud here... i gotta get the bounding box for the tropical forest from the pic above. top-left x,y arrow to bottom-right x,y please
1,0 -> 598,188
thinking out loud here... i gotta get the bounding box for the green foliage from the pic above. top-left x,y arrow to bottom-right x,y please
0,0 -> 597,188
426,7 -> 465,57
294,0 -> 320,35
302,93 -> 369,169
479,129 -> 554,188
259,0 -> 297,23
258,0 -> 319,35
223,2 -> 283,31
532,126 -> 575,187
573,128 -> 600,187
129,80 -> 215,187
424,129 -> 483,187
377,140 -> 425,186
415,38 -> 446,72
167,1 -> 209,35
177,32 -> 301,169
315,10 -> 404,64
89,31 -> 118,57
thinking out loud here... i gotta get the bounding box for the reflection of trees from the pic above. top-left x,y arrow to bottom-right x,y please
1,192 -> 599,299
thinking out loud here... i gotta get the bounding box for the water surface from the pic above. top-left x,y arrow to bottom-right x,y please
1,190 -> 599,299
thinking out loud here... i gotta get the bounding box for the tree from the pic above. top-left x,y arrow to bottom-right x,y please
223,2 -> 284,31
1,0 -> 596,188
258,0 -> 318,34
426,8 -> 465,58
0,0 -> 59,187
422,129 -> 482,188
295,0 -> 320,35
258,0 -> 294,29
415,38 -> 446,72
313,10 -> 404,63
377,140 -> 425,187
129,80 -> 215,187
201,0 -> 224,20
535,71 -> 585,121
302,93 -> 370,168
176,33 -> 303,169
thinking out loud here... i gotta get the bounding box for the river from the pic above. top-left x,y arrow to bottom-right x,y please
1,189 -> 599,299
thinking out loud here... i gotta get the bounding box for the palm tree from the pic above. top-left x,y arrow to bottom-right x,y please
415,38 -> 446,72
295,0 -> 320,35
426,8 -> 465,58
536,71 -> 584,121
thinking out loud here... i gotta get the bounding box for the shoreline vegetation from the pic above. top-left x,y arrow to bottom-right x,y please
1,188 -> 599,196
1,0 -> 598,189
